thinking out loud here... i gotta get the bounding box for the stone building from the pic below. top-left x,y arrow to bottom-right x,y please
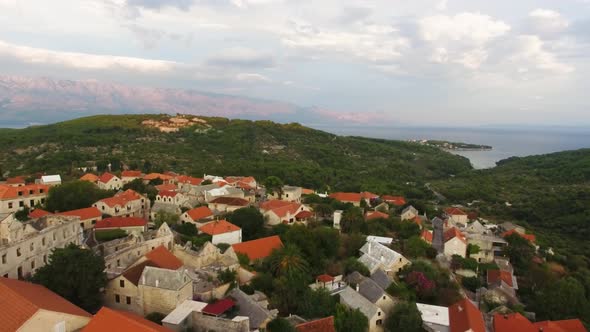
93,189 -> 150,219
0,184 -> 49,214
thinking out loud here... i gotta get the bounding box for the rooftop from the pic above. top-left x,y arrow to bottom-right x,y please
57,207 -> 101,220
296,316 -> 336,332
82,307 -> 171,332
232,235 -> 283,261
186,206 -> 213,221
448,298 -> 485,332
95,217 -> 146,229
199,220 -> 241,236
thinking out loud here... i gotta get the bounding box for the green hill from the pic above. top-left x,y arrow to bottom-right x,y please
0,114 -> 471,195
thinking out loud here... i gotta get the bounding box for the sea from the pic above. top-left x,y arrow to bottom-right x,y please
309,125 -> 590,169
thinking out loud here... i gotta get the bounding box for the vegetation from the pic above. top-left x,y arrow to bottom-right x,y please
386,302 -> 424,332
46,180 -> 112,212
226,207 -> 265,241
32,243 -> 107,312
334,304 -> 369,332
267,317 -> 296,332
94,229 -> 128,242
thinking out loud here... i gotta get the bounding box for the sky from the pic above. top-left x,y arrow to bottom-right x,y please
0,0 -> 589,126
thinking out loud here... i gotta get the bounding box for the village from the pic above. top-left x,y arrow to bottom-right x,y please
0,170 -> 587,332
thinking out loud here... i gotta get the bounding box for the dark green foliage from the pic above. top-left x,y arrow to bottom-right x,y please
462,276 -> 481,292
504,233 -> 535,274
46,180 -> 112,212
227,207 -> 265,241
145,312 -> 166,325
270,271 -> 310,314
174,222 -> 198,236
334,304 -> 369,332
299,288 -> 337,319
264,176 -> 284,198
122,178 -> 157,203
386,302 -> 423,332
14,206 -> 30,221
154,210 -> 179,228
218,269 -> 237,284
282,225 -> 340,275
343,257 -> 370,276
340,207 -> 366,234
32,244 -> 107,312
267,317 -> 296,332
251,272 -> 274,295
268,245 -> 309,278
531,277 -> 590,323
216,242 -> 230,253
95,229 -> 128,242
403,236 -> 432,258
237,252 -> 250,266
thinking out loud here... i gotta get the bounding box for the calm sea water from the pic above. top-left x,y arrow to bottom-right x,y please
309,125 -> 590,169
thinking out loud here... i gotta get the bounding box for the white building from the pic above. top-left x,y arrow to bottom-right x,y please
0,214 -> 82,280
199,220 -> 242,245
97,173 -> 123,191
0,184 -> 49,215
416,303 -> 449,332
93,190 -> 149,219
39,175 -> 62,187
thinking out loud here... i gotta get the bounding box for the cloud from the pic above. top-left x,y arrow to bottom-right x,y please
126,0 -> 195,11
508,35 -> 574,74
235,72 -> 272,83
527,9 -> 569,36
336,6 -> 373,24
419,13 -> 510,45
206,47 -> 276,68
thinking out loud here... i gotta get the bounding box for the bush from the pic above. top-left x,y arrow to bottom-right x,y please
145,312 -> 166,325
95,229 -> 127,242
462,276 -> 481,292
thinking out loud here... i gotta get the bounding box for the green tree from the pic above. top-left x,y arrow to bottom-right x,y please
271,271 -> 310,314
267,317 -> 296,332
46,180 -> 113,212
218,268 -> 237,284
386,302 -> 423,332
504,233 -> 535,273
227,207 -> 265,240
340,207 -> 366,234
154,210 -> 179,228
403,236 -> 431,258
269,245 -> 309,278
300,288 -> 337,319
14,206 -> 30,221
264,176 -> 284,198
531,277 -> 590,321
32,244 -> 107,312
334,304 -> 369,332
174,222 -> 198,236
467,243 -> 481,257
343,257 -> 370,276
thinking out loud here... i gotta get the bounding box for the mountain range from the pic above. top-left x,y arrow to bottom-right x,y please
0,75 -> 353,126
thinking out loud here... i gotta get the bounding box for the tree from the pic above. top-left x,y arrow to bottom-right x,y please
504,233 -> 535,273
218,268 -> 237,284
32,244 -> 107,312
386,302 -> 423,332
403,236 -> 431,258
267,317 -> 296,332
462,276 -> 481,292
174,222 -> 198,236
14,206 -> 30,221
531,277 -> 590,321
334,304 -> 369,332
300,288 -> 337,319
46,180 -> 113,212
123,178 -> 157,203
467,243 -> 481,257
154,210 -> 179,228
227,207 -> 265,240
340,207 -> 366,234
270,271 -> 310,314
269,245 -> 309,278
343,257 -> 370,276
264,176 -> 284,198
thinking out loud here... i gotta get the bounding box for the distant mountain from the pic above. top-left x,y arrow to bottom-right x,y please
0,75 -> 336,126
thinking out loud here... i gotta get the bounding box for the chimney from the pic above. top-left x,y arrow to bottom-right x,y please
142,275 -> 146,284
156,279 -> 159,287
356,284 -> 360,292
368,243 -> 372,255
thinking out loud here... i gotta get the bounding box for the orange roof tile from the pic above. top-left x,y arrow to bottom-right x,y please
296,210 -> 313,219
175,175 -> 203,186
158,190 -> 178,198
57,207 -> 102,220
80,173 -> 100,182
502,229 -> 536,243
412,216 -> 423,226
123,261 -> 156,286
316,274 -> 335,283
382,195 -> 407,206
260,199 -> 293,211
421,230 -> 433,243
534,319 -> 588,332
95,217 -> 146,229
98,172 -> 117,183
97,189 -> 142,208
199,220 -> 241,236
121,170 -> 142,178
449,298 -> 485,332
361,191 -> 379,199
444,227 -> 466,244
493,313 -> 536,332
186,206 -> 214,221
365,211 -> 389,221
143,173 -> 173,181
83,307 -> 172,332
268,203 -> 302,219
487,269 -> 514,287
0,183 -> 49,200
144,245 -> 183,270
445,207 -> 467,216
156,183 -> 178,191
29,208 -> 52,219
301,188 -> 315,195
6,176 -> 25,184
232,235 -> 283,261
0,277 -> 91,331
296,316 -> 336,332
328,192 -> 362,203
210,197 -> 249,206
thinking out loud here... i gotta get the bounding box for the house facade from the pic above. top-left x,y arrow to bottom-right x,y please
97,173 -> 122,190
208,197 -> 250,213
0,214 -> 82,280
181,206 -> 214,225
358,240 -> 410,277
444,228 -> 467,258
56,207 -> 102,231
199,220 -> 242,245
0,184 -> 49,214
93,189 -> 150,219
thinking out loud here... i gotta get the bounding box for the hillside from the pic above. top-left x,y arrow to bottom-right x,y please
433,149 -> 590,259
0,114 -> 472,195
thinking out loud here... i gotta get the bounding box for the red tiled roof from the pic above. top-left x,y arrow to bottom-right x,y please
57,207 -> 102,220
445,227 -> 467,244
0,184 -> 49,200
296,210 -> 313,219
199,220 -> 241,235
493,313 -> 536,332
448,298 -> 485,332
502,229 -> 536,243
533,319 -> 588,332
316,274 -> 335,283
97,189 -> 142,208
175,175 -> 203,186
6,176 -> 25,184
0,277 -> 91,331
98,172 -> 117,183
487,269 -> 514,287
210,197 -> 249,206
259,199 -> 293,211
29,209 -> 52,219
421,230 -> 433,243
382,195 -> 406,206
445,207 -> 467,216
296,316 -> 336,332
301,188 -> 315,195
365,211 -> 389,221
123,261 -> 156,286
186,206 -> 213,221
202,298 -> 235,316
412,216 -> 423,226
361,191 -> 379,199
329,192 -> 362,203
158,190 -> 178,198
143,173 -> 173,181
95,217 -> 146,229
82,307 -> 172,332
156,183 -> 178,191
232,235 -> 283,261
80,173 -> 100,182
268,203 -> 302,219
144,245 -> 183,270
121,170 -> 142,178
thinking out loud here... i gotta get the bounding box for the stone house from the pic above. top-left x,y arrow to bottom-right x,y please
260,200 -> 311,226
207,197 -> 250,213
180,206 -> 214,226
56,207 -> 102,231
339,286 -> 385,332
0,214 -> 82,280
162,300 -> 250,332
227,289 -> 278,331
198,220 -> 242,245
0,277 -> 92,332
93,189 -> 150,219
328,192 -> 362,207
0,184 -> 49,214
82,306 -> 172,332
40,175 -> 62,187
156,190 -> 191,208
267,185 -> 302,202
121,170 -> 142,184
95,217 -> 147,234
98,173 -> 123,190
444,227 -> 467,258
401,205 -> 419,221
358,240 -> 410,277
444,207 -> 468,227
204,186 -> 245,203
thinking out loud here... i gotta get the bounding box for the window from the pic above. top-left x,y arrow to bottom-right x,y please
378,312 -> 381,317
120,280 -> 125,288
2,254 -> 6,264
8,202 -> 13,209
115,294 -> 120,303
116,259 -> 120,267
126,296 -> 131,305
30,243 -> 34,251
29,190 -> 33,195
41,199 -> 45,204
383,296 -> 386,300
31,260 -> 35,269
3,274 -> 7,278
376,319 -> 383,325
30,200 -> 35,206
19,201 -> 24,207
16,248 -> 21,257
42,237 -> 46,246
43,255 -> 47,264
92,220 -> 97,225
80,223 -> 84,229
40,189 -> 44,194
18,191 -> 22,196
53,233 -> 57,241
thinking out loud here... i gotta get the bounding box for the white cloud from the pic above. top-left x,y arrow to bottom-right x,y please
528,8 -> 569,35
419,13 -> 510,44
435,0 -> 448,11
508,35 -> 574,74
455,48 -> 488,69
235,72 -> 272,83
